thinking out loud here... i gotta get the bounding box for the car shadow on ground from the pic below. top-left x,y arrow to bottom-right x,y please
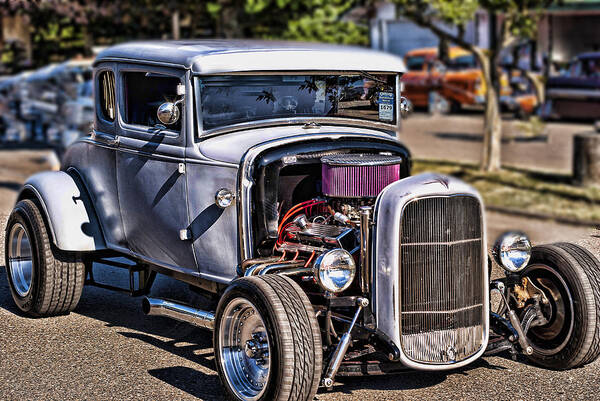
322,357 -> 507,396
0,264 -> 213,348
0,181 -> 22,191
0,266 -> 513,400
433,132 -> 548,143
148,366 -> 226,400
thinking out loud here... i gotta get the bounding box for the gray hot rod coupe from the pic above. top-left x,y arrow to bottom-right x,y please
5,41 -> 600,401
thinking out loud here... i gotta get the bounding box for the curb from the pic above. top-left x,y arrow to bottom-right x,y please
486,205 -> 599,228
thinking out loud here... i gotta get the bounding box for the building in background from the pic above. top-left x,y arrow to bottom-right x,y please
371,1 -> 600,72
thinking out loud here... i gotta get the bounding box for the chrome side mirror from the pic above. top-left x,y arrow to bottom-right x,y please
399,96 -> 413,119
157,102 -> 180,125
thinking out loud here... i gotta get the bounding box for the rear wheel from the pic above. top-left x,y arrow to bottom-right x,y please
521,243 -> 600,369
214,275 -> 322,401
4,199 -> 85,316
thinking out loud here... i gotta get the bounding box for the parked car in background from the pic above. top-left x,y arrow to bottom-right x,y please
0,58 -> 93,154
21,58 -> 93,148
541,52 -> 600,121
5,40 -> 600,401
499,70 -> 540,119
402,46 -> 486,113
0,71 -> 32,143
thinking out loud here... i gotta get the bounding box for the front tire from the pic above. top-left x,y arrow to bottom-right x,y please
521,243 -> 600,369
4,199 -> 85,316
214,275 -> 322,401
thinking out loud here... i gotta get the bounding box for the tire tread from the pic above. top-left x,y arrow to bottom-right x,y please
6,199 -> 84,316
554,242 -> 600,366
526,243 -> 600,369
214,275 -> 322,401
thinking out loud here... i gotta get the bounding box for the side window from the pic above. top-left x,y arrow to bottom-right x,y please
123,71 -> 182,132
98,70 -> 116,122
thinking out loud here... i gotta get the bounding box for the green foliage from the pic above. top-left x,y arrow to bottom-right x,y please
283,2 -> 368,44
393,0 -> 552,43
207,0 -> 368,44
429,0 -> 479,26
1,0 -> 370,72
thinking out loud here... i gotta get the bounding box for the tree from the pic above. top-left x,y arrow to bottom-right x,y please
207,0 -> 368,45
0,0 -> 214,69
392,0 -> 550,171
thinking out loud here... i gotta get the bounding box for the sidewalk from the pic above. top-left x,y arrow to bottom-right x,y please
401,112 -> 594,174
486,210 -> 594,246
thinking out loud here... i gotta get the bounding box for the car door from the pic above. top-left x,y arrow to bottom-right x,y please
66,64 -> 127,249
115,64 -> 196,272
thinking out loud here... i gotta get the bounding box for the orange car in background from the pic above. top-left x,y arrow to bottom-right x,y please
499,69 -> 540,119
402,47 -> 486,112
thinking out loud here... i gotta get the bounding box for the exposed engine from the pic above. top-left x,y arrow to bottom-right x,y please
245,152 -> 404,294
277,153 -> 402,253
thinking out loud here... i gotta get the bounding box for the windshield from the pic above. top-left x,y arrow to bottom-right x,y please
196,74 -> 397,131
406,56 -> 426,71
447,54 -> 478,71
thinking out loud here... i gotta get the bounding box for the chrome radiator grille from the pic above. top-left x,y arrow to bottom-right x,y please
400,195 -> 484,364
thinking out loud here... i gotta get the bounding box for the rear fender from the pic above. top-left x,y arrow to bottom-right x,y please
17,171 -> 106,252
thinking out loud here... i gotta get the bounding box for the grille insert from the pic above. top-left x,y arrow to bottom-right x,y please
400,195 -> 484,364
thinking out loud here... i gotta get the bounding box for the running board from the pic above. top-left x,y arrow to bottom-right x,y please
142,297 -> 215,331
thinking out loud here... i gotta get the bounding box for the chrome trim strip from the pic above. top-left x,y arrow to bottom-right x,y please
547,88 -> 600,100
401,237 -> 481,247
193,70 -> 402,76
200,117 -> 398,139
402,304 -> 484,315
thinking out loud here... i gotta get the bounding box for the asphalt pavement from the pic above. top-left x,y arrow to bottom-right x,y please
0,146 -> 599,400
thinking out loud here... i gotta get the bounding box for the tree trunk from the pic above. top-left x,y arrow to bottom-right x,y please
82,24 -> 93,57
172,10 -> 181,40
573,132 -> 600,187
525,70 -> 545,106
475,49 -> 502,172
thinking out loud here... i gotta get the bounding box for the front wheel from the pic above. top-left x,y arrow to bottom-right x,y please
521,243 -> 600,369
214,275 -> 322,401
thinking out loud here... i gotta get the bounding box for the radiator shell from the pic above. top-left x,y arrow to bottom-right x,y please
373,173 -> 489,370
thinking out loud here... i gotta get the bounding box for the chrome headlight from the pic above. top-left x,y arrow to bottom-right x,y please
313,249 -> 356,293
492,231 -> 532,273
215,188 -> 234,208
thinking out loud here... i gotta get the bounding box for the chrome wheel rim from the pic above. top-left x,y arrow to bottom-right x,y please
8,223 -> 33,297
523,264 -> 574,355
219,298 -> 271,400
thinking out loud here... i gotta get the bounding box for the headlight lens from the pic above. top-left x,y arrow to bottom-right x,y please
493,231 -> 532,273
313,249 -> 356,293
215,188 -> 234,208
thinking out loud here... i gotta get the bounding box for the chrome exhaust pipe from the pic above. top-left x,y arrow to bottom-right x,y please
142,297 -> 215,331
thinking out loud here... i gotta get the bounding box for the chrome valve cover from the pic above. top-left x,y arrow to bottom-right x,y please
373,173 -> 489,370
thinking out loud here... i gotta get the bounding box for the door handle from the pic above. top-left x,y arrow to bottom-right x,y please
92,132 -> 119,146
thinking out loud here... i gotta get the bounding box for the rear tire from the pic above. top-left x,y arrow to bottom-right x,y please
522,243 -> 600,369
214,275 -> 322,401
4,199 -> 85,317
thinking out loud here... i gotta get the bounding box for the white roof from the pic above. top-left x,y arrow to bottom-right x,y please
95,40 -> 406,74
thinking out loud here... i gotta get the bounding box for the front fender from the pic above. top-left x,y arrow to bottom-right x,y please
17,171 -> 106,252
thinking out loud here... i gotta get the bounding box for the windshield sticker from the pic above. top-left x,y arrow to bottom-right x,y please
378,92 -> 394,122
